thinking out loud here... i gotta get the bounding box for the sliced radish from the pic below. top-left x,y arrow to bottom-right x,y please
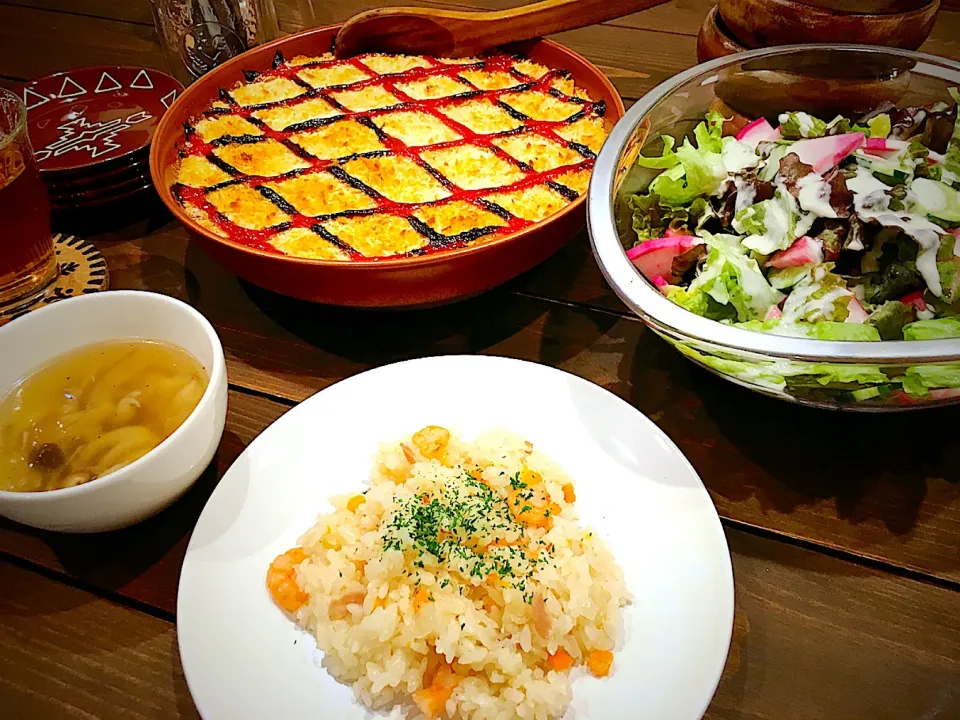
765,236 -> 823,269
764,305 -> 783,321
789,132 -> 865,173
863,137 -> 909,156
664,226 -> 684,238
845,296 -> 869,324
626,236 -> 703,283
895,387 -> 960,405
899,290 -> 927,312
650,275 -> 670,293
735,117 -> 781,149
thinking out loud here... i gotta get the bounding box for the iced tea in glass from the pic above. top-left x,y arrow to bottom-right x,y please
0,87 -> 56,312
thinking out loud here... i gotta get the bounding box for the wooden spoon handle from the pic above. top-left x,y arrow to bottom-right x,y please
335,0 -> 672,58
477,0 -> 672,42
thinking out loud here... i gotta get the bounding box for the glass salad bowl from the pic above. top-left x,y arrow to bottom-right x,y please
588,45 -> 960,411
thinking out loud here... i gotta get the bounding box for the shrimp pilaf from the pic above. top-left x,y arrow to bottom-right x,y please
266,426 -> 629,720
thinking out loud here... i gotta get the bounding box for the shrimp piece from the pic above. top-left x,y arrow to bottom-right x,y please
329,590 -> 366,620
412,662 -> 458,720
412,425 -> 450,459
507,485 -> 560,529
532,591 -> 552,638
266,548 -> 308,612
400,443 -> 417,464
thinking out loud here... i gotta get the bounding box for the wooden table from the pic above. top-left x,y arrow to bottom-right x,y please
2,1 -> 960,718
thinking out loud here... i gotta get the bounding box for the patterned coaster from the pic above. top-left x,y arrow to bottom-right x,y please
0,233 -> 109,326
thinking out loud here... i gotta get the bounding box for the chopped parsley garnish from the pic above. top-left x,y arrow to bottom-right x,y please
379,470 -> 555,601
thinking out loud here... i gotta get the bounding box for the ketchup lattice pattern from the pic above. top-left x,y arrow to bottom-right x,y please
173,51 -> 609,260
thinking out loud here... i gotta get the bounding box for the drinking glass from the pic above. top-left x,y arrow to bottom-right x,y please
0,88 -> 56,314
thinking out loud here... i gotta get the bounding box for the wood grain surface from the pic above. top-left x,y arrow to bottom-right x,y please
1,0 -> 960,718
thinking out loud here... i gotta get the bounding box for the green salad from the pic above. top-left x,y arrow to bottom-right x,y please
625,90 -> 960,403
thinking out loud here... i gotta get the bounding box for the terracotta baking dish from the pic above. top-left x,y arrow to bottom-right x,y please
150,24 -> 624,307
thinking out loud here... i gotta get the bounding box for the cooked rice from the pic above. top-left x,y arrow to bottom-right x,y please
273,427 -> 629,720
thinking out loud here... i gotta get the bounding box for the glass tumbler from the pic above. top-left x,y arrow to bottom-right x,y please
0,88 -> 56,314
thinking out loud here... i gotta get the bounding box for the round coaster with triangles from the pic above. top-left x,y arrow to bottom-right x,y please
0,233 -> 110,326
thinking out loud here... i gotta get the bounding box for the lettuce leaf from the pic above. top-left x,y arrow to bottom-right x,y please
779,111 -> 827,139
902,316 -> 960,339
734,188 -> 799,255
903,363 -> 960,395
635,111 -> 729,205
686,233 -> 784,321
627,193 -> 714,242
634,134 -> 680,170
736,319 -> 881,341
945,87 -> 960,176
867,113 -> 891,139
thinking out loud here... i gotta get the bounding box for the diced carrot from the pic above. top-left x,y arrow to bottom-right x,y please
373,595 -> 388,610
482,595 -> 497,613
412,663 -> 457,719
346,494 -> 366,512
562,483 -> 576,504
586,650 -> 613,677
520,466 -> 543,486
421,493 -> 431,505
413,586 -> 431,612
548,648 -> 575,672
401,443 -> 417,464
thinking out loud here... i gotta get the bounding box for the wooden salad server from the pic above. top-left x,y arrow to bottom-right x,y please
334,0 -> 672,58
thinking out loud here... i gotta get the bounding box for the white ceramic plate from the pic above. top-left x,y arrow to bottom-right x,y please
178,356 -> 734,720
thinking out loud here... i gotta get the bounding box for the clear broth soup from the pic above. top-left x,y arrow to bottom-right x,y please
0,339 -> 209,492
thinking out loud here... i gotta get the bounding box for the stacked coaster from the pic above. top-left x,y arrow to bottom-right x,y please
21,66 -> 182,210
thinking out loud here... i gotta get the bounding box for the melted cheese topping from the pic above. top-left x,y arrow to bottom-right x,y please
265,172 -> 377,217
487,184 -> 570,223
413,200 -> 506,237
501,91 -> 582,121
421,145 -> 526,190
177,155 -> 232,187
322,214 -> 428,257
491,132 -> 583,172
330,85 -> 402,112
340,155 -> 451,203
296,64 -> 371,89
207,184 -> 290,229
459,70 -> 523,91
288,54 -> 334,67
230,77 -> 304,107
360,54 -> 432,75
394,74 -> 471,100
436,99 -> 523,134
193,114 -> 262,142
289,119 -> 385,160
269,227 -> 349,260
175,51 -> 607,261
213,140 -> 310,177
252,97 -> 341,131
554,168 -> 591,194
373,111 -> 461,146
553,115 -> 607,154
512,60 -> 550,79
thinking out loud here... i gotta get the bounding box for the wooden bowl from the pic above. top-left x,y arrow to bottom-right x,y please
718,0 -> 940,50
791,0 -> 930,12
697,6 -> 748,62
149,24 -> 624,308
